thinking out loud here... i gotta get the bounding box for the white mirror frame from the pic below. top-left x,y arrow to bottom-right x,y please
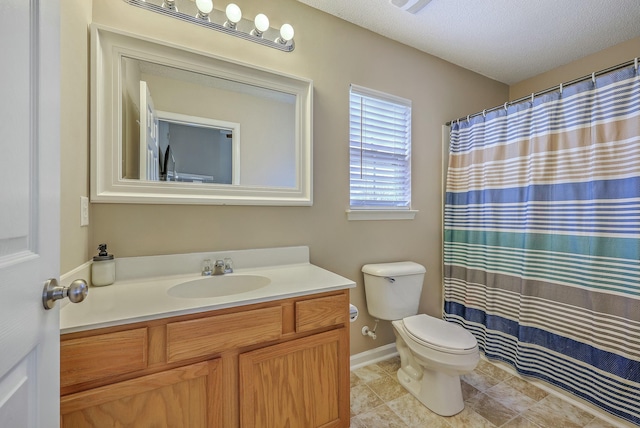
90,25 -> 313,205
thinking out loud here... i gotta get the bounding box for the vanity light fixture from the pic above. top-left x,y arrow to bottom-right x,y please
125,0 -> 295,52
224,3 -> 242,29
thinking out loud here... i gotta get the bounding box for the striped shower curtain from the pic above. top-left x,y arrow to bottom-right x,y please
443,64 -> 640,425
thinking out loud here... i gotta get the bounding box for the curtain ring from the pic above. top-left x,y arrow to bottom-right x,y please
504,102 -> 508,111
531,93 -> 534,103
592,72 -> 596,84
559,83 -> 563,94
482,109 -> 486,118
635,57 -> 638,72
467,115 -> 470,122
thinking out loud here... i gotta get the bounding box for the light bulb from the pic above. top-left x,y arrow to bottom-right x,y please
195,0 -> 213,19
279,23 -> 294,42
254,13 -> 270,33
225,3 -> 242,24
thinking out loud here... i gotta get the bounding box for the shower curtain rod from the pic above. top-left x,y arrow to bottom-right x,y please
445,57 -> 639,126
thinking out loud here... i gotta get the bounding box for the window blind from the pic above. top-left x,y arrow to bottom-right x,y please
349,84 -> 412,209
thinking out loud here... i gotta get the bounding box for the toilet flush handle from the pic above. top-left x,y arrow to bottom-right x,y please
384,276 -> 395,283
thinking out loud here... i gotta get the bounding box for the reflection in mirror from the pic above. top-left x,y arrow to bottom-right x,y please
157,113 -> 238,184
122,57 -> 295,187
90,25 -> 312,205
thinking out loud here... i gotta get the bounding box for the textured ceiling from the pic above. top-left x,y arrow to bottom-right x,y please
296,0 -> 640,84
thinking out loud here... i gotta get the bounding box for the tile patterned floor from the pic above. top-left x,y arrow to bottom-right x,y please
350,357 -> 623,428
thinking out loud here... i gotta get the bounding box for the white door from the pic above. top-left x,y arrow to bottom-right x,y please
140,81 -> 160,181
0,0 -> 62,426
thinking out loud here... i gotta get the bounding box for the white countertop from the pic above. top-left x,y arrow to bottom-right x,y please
60,261 -> 356,334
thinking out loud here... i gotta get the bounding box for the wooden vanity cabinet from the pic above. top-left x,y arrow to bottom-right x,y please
60,290 -> 350,428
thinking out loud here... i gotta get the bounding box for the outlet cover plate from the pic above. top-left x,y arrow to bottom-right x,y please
80,196 -> 89,226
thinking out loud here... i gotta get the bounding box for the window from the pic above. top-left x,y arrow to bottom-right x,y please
348,84 -> 416,220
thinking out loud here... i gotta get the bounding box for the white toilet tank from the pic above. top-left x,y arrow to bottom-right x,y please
362,262 -> 426,320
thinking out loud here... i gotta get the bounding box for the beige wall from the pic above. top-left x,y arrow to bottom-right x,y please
60,0 -> 92,272
60,0 -> 508,355
510,36 -> 640,99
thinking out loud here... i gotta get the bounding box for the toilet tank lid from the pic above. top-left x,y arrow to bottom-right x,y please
362,261 -> 426,276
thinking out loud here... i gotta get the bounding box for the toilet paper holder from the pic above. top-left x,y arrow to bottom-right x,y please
349,303 -> 359,322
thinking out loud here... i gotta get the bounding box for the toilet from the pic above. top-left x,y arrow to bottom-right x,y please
362,261 -> 479,416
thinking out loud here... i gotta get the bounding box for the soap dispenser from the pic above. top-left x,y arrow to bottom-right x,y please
92,244 -> 115,286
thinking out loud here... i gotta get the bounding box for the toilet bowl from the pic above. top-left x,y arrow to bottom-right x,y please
362,262 -> 480,416
392,315 -> 479,416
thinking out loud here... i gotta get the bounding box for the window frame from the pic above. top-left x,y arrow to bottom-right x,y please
347,84 -> 417,221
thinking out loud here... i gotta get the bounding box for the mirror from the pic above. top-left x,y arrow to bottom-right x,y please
91,25 -> 313,205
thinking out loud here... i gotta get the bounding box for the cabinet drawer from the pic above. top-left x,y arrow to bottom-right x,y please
61,328 -> 148,388
166,306 -> 282,363
296,293 -> 347,333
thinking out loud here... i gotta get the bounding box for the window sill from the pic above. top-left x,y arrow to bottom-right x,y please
346,209 -> 418,221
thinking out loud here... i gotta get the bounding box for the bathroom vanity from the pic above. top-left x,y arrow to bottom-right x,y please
59,247 -> 354,427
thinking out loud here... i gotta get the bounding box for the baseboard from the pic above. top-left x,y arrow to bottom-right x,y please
350,343 -> 398,371
482,355 -> 636,428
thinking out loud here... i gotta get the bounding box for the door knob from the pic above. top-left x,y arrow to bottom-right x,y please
42,278 -> 88,310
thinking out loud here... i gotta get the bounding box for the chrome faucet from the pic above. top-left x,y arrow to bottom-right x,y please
212,258 -> 234,275
202,259 -> 213,276
223,257 -> 234,274
202,257 -> 234,276
212,259 -> 226,275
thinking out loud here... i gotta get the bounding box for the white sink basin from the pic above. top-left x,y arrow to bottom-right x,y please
167,275 -> 271,298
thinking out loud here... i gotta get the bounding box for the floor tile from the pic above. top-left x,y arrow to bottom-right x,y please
350,384 -> 384,415
484,380 -> 539,413
446,406 -> 496,428
350,415 -> 367,428
350,357 -> 626,428
461,369 -> 502,392
465,392 -> 519,426
351,371 -> 364,388
386,394 -> 452,428
477,359 -> 514,382
504,375 -> 548,402
377,356 -> 401,374
461,379 -> 482,401
367,373 -> 408,402
356,404 -> 409,428
501,415 -> 544,427
584,417 -> 626,428
353,364 -> 387,383
521,394 -> 596,428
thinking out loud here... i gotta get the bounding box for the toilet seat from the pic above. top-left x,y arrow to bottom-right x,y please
402,314 -> 477,355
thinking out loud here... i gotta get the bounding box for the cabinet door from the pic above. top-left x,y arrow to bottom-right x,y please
239,329 -> 349,428
60,360 -> 222,428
